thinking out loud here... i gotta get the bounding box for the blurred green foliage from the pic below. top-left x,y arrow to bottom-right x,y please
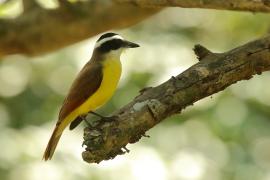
1,1 -> 270,180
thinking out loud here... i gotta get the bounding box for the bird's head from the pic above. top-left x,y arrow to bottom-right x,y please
93,32 -> 139,58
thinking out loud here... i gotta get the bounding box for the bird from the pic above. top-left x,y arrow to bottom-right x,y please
43,32 -> 139,161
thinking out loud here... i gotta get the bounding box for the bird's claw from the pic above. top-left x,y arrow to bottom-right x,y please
142,133 -> 150,138
101,115 -> 118,122
123,146 -> 130,153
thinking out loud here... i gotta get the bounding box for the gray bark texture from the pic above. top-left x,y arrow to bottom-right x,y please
1,0 -> 270,164
82,36 -> 270,163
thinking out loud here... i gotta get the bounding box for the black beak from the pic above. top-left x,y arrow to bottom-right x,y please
123,40 -> 140,48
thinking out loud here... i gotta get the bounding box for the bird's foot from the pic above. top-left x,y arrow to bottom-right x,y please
84,120 -> 92,127
89,111 -> 106,118
142,133 -> 150,138
81,116 -> 93,128
101,115 -> 118,122
123,146 -> 130,153
89,111 -> 118,122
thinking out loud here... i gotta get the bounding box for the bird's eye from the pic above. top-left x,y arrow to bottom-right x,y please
110,39 -> 122,50
98,39 -> 123,52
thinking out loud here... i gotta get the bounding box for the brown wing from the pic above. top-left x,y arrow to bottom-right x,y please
58,61 -> 103,122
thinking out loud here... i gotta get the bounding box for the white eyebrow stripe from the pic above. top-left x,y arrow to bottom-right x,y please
95,35 -> 124,48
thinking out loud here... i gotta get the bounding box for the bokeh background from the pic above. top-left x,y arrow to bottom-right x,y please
1,1 -> 270,180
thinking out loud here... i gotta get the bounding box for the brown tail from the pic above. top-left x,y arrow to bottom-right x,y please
43,126 -> 62,161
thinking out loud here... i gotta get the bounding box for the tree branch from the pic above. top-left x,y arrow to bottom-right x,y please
0,0 -> 160,57
2,0 -> 270,57
115,0 -> 270,12
82,35 -> 270,163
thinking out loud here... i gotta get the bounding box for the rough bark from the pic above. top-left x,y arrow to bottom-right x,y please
0,0 -> 160,57
82,35 -> 270,163
115,0 -> 270,12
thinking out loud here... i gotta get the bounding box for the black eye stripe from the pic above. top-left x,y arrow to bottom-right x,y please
98,39 -> 122,52
97,32 -> 118,42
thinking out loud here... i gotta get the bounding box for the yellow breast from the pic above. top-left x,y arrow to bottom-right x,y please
56,58 -> 122,135
83,58 -> 122,111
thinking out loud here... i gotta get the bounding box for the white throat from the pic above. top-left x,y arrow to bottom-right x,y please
105,48 -> 124,59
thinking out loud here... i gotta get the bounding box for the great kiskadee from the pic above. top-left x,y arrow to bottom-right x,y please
43,33 -> 139,161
